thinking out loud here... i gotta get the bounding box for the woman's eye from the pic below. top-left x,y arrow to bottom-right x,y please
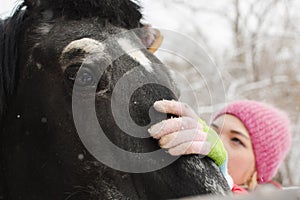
231,137 -> 245,147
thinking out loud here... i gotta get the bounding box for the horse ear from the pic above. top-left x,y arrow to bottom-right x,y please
141,25 -> 164,54
147,29 -> 163,54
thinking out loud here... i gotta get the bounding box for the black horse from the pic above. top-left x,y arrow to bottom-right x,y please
0,0 -> 230,199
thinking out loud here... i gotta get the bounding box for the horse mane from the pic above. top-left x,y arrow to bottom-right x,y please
24,0 -> 142,29
0,5 -> 27,122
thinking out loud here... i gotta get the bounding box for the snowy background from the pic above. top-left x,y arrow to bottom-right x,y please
1,0 -> 300,187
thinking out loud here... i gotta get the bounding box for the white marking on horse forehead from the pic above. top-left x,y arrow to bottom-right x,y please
62,38 -> 105,55
60,38 -> 106,72
117,38 -> 153,73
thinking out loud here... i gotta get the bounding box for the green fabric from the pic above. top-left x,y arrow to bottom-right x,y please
198,118 -> 227,166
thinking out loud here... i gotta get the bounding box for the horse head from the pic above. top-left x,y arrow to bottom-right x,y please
0,0 -> 230,199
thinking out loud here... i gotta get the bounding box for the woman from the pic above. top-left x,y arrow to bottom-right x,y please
148,99 -> 292,194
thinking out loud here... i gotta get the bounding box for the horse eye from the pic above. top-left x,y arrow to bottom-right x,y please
76,69 -> 96,87
64,64 -> 96,87
64,64 -> 81,81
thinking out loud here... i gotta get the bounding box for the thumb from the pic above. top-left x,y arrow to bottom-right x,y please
153,100 -> 198,119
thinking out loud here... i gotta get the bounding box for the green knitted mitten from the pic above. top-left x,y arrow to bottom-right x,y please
197,118 -> 227,166
198,118 -> 233,188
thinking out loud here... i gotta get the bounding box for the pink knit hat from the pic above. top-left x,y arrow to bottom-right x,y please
214,100 -> 292,183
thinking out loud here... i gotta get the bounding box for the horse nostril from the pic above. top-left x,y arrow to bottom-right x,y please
129,83 -> 177,127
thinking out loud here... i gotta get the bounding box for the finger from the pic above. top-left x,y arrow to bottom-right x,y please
148,117 -> 202,139
168,141 -> 211,156
159,129 -> 207,149
153,100 -> 198,119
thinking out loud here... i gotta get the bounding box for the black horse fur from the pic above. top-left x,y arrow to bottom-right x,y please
0,0 -> 230,199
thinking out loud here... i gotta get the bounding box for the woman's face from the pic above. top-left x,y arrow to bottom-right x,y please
211,114 -> 256,185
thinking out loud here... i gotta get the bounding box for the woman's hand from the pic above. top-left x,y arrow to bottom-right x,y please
148,100 -> 211,156
148,100 -> 233,189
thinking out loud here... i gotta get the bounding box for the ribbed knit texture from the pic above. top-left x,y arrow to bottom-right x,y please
214,100 -> 292,183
